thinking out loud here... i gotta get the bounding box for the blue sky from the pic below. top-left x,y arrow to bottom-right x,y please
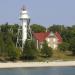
0,0 -> 75,27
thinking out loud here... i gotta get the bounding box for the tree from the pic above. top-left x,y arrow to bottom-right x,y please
3,32 -> 21,61
5,38 -> 17,60
0,33 -> 5,56
1,22 -> 9,33
48,24 -> 65,33
14,48 -> 22,60
69,37 -> 75,55
41,41 -> 52,57
31,24 -> 46,32
58,42 -> 70,52
22,40 -> 37,60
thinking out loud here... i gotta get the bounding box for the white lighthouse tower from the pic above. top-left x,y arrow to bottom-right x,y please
16,6 -> 32,50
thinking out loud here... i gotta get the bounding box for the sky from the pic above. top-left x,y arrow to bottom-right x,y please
0,0 -> 75,27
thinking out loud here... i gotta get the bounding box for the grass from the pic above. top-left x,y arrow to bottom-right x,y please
35,50 -> 75,61
52,50 -> 75,61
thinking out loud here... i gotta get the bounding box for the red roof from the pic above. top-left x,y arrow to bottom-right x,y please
33,32 -> 50,42
33,32 -> 62,43
55,32 -> 62,43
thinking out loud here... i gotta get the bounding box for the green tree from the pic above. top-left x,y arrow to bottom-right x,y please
69,38 -> 75,55
4,34 -> 21,61
23,40 -> 37,60
41,41 -> 52,57
0,33 -> 5,56
1,22 -> 9,32
31,24 -> 46,32
48,24 -> 65,33
5,38 -> 17,60
58,42 -> 70,52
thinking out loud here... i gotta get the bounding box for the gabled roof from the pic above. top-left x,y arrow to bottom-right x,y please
33,32 -> 50,42
33,32 -> 62,43
55,32 -> 62,43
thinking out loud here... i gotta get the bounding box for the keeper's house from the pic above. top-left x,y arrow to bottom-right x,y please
33,31 -> 62,50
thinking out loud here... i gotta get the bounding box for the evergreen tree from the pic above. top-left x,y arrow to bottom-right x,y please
0,33 -> 5,56
41,41 -> 52,58
23,40 -> 37,60
5,38 -> 16,60
31,24 -> 46,32
58,42 -> 70,52
69,37 -> 75,55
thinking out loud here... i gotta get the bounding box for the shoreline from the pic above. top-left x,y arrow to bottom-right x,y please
0,61 -> 75,68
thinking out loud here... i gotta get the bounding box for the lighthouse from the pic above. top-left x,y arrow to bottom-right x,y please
16,6 -> 32,50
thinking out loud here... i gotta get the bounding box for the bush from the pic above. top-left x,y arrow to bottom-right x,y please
58,42 -> 70,52
22,40 -> 37,60
69,38 -> 75,55
41,41 -> 52,58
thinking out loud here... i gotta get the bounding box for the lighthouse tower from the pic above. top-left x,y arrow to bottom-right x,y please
16,6 -> 32,50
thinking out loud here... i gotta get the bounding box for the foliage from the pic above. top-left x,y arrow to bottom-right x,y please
48,24 -> 65,33
58,42 -> 70,51
0,23 -> 75,61
22,40 -> 37,60
14,48 -> 22,60
0,24 -> 20,61
69,37 -> 75,55
41,41 -> 52,57
0,33 -> 5,56
1,23 -> 9,32
31,24 -> 46,32
5,37 -> 21,60
6,41 -> 16,59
